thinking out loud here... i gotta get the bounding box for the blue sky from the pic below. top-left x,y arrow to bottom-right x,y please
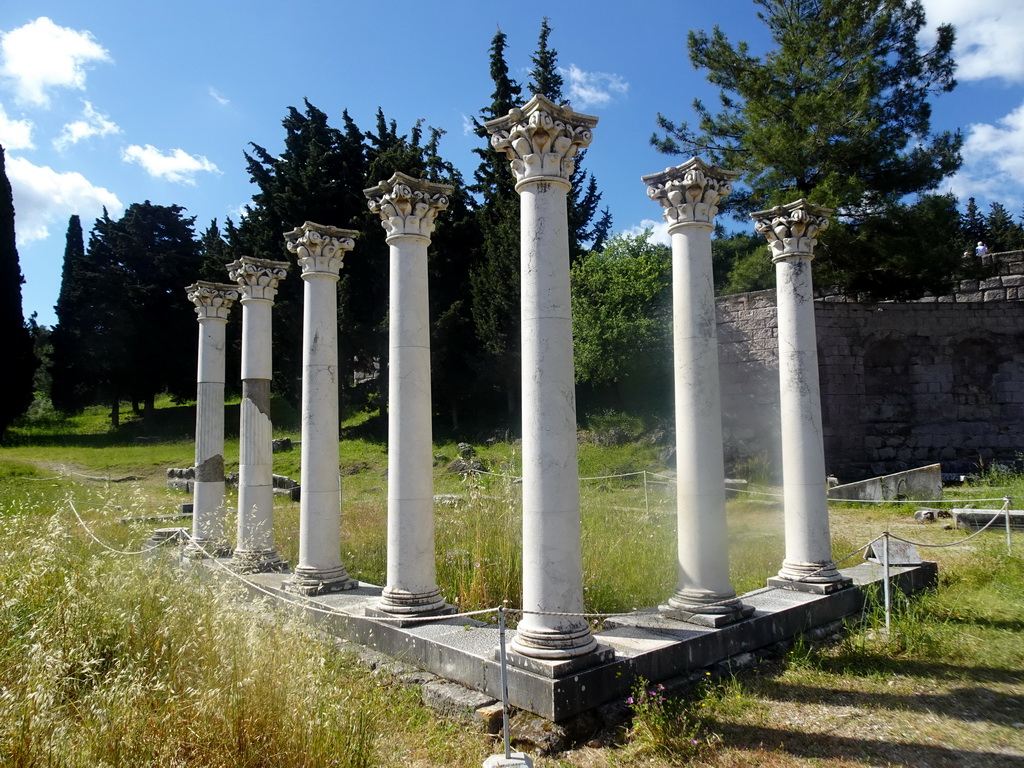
2,1 -> 1024,326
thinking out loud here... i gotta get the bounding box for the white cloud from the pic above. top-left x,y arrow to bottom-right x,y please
53,100 -> 120,150
208,86 -> 229,106
947,98 -> 1024,209
623,218 -> 671,246
6,155 -> 121,244
563,64 -> 628,110
0,17 -> 111,107
0,102 -> 33,149
121,144 -> 220,184
920,0 -> 1024,83
461,113 -> 475,136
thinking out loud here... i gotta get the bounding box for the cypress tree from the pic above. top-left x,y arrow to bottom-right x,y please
50,214 -> 91,413
0,145 -> 36,438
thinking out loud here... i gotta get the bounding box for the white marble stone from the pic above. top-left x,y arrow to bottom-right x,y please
227,257 -> 289,573
283,223 -> 359,595
184,281 -> 238,557
366,173 -> 454,615
486,94 -> 598,659
751,200 -> 845,586
643,159 -> 749,624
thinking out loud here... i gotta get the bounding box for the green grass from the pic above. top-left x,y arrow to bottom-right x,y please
2,400 -> 1022,766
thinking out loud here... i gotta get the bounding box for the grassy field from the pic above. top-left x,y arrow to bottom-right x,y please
0,400 -> 1022,766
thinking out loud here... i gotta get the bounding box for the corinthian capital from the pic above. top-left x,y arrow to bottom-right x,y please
642,158 -> 738,228
283,221 -> 358,276
750,199 -> 833,261
484,93 -> 598,189
227,256 -> 290,301
364,172 -> 453,241
186,281 -> 239,320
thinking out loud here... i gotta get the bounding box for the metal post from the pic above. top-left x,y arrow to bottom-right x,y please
1004,496 -> 1012,553
498,604 -> 511,760
882,532 -> 891,636
643,470 -> 650,517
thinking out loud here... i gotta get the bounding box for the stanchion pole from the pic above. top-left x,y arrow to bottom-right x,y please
483,604 -> 534,768
643,470 -> 650,516
1004,496 -> 1012,553
498,604 -> 511,760
882,531 -> 892,636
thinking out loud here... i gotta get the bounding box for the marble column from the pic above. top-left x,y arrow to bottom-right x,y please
283,222 -> 359,596
750,200 -> 849,592
486,94 -> 599,659
227,256 -> 289,573
643,159 -> 752,626
184,281 -> 239,558
364,172 -> 454,617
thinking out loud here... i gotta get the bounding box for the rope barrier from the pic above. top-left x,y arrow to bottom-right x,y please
67,499 -> 177,556
889,497 -> 1011,549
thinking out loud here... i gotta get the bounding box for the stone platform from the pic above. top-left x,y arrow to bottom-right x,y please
203,558 -> 936,722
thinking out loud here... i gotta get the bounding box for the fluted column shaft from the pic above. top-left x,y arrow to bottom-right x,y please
486,94 -> 599,659
366,173 -> 453,615
644,160 -> 749,625
284,223 -> 358,595
185,282 -> 238,557
228,257 -> 289,573
751,200 -> 847,590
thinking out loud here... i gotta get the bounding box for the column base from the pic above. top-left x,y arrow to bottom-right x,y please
365,603 -> 457,627
767,574 -> 853,595
283,565 -> 357,596
230,549 -> 288,574
183,538 -> 232,559
509,622 -> 598,661
501,642 -> 615,678
659,597 -> 755,628
369,586 -> 452,617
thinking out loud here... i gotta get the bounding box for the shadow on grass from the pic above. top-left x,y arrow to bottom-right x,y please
712,721 -> 1024,767
755,682 -> 1024,725
810,655 -> 1024,685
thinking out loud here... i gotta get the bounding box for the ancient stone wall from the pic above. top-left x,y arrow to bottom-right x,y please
717,251 -> 1024,481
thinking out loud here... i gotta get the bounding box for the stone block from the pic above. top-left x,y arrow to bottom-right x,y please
985,290 -> 1007,301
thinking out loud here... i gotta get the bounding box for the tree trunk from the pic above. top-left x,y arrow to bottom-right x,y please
110,398 -> 120,429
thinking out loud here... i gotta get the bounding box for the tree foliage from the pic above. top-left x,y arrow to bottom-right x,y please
235,101 -> 477,427
0,145 -> 36,437
654,0 -> 964,298
51,204 -> 201,423
571,231 -> 671,386
469,22 -> 612,416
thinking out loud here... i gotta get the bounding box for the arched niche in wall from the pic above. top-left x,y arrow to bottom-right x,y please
863,338 -> 913,423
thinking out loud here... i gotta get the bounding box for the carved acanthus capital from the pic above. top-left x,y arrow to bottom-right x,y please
283,221 -> 358,276
186,281 -> 239,320
750,199 -> 833,262
364,172 -> 453,241
227,256 -> 290,301
484,93 -> 598,190
643,158 -> 739,228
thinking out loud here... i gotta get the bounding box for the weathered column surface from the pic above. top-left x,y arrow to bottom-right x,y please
643,159 -> 752,626
365,173 -> 455,616
184,281 -> 238,558
751,200 -> 848,592
284,222 -> 359,595
486,94 -> 601,660
228,256 -> 289,573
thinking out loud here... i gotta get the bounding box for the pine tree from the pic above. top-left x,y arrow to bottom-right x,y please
0,145 -> 36,438
985,202 -> 1023,252
961,197 -> 988,252
653,0 -> 963,298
